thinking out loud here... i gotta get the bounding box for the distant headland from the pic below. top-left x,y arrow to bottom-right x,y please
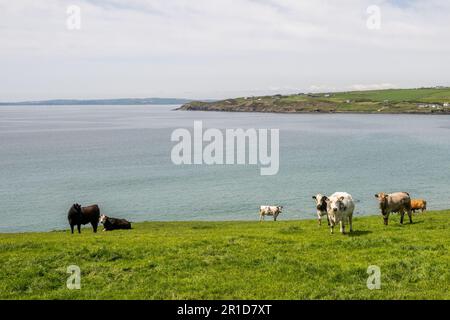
178,87 -> 450,114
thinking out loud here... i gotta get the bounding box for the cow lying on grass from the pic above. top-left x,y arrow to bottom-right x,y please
259,206 -> 283,222
99,214 -> 132,231
375,192 -> 412,225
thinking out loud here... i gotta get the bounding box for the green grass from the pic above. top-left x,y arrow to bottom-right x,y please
179,87 -> 450,114
0,210 -> 449,300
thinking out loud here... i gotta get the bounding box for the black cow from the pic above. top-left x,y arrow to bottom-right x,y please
99,214 -> 132,231
67,203 -> 100,234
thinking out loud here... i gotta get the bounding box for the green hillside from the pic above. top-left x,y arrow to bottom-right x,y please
178,87 -> 450,114
1,210 -> 449,299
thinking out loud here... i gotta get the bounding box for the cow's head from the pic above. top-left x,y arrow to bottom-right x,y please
67,203 -> 83,223
69,203 -> 82,216
99,214 -> 108,224
277,206 -> 283,212
375,193 -> 389,224
327,196 -> 346,214
375,193 -> 389,212
312,194 -> 328,213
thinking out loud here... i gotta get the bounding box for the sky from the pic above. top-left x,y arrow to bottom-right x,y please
0,0 -> 449,101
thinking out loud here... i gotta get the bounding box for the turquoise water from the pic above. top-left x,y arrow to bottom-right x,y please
0,105 -> 449,232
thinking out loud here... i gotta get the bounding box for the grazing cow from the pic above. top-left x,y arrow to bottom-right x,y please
411,199 -> 427,213
375,192 -> 412,225
259,206 -> 283,222
99,214 -> 132,231
67,203 -> 100,234
326,192 -> 355,234
312,194 -> 330,226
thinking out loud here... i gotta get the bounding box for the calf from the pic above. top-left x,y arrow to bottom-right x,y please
312,194 -> 330,226
99,214 -> 132,231
259,206 -> 283,222
375,192 -> 412,225
411,199 -> 427,213
326,192 -> 355,234
67,203 -> 100,234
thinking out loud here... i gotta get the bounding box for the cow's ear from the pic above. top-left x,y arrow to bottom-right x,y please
339,196 -> 345,201
312,196 -> 316,200
374,194 -> 379,198
324,197 -> 330,202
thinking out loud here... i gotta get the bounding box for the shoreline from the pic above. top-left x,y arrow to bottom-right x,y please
1,209 -> 448,235
175,107 -> 450,116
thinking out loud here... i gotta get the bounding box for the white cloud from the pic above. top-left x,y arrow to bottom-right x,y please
0,0 -> 449,100
349,83 -> 396,91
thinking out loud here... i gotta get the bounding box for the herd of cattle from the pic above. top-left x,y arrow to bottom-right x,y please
260,191 -> 427,234
68,191 -> 427,235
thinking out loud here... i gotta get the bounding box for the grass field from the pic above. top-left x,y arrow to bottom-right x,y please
179,87 -> 450,114
0,210 -> 449,300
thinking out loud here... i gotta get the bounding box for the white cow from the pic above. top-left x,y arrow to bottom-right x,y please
326,192 -> 355,234
312,194 -> 330,226
259,206 -> 283,222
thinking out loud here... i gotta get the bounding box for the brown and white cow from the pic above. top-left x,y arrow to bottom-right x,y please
411,199 -> 427,213
375,192 -> 412,225
99,214 -> 132,231
259,206 -> 283,222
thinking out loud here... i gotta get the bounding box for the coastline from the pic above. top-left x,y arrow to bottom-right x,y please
1,209 -> 448,235
177,87 -> 450,115
175,107 -> 450,115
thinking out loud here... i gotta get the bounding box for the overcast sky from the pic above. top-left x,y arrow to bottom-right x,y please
1,0 -> 449,101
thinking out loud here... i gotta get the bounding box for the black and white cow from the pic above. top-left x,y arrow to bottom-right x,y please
312,194 -> 330,226
99,214 -> 132,231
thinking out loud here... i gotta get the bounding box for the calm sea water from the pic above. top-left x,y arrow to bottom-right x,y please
0,105 -> 449,232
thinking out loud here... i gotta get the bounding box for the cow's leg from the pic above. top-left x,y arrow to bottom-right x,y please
70,224 -> 74,234
407,209 -> 413,224
77,224 -> 81,234
318,216 -> 321,226
383,213 -> 389,226
400,209 -> 405,224
92,222 -> 98,233
349,215 -> 353,232
326,215 -> 330,226
340,220 -> 345,234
